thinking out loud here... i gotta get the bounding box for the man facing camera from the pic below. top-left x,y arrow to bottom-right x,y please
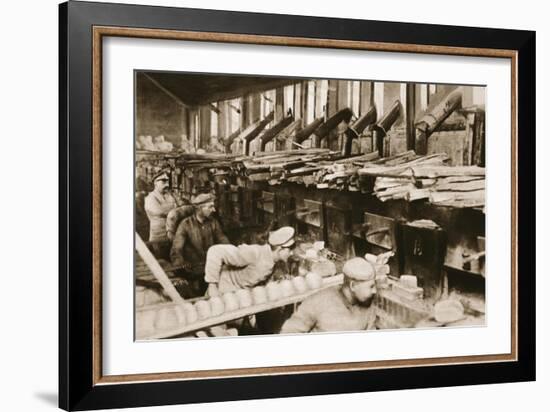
143,170 -> 177,258
170,193 -> 229,295
281,257 -> 380,334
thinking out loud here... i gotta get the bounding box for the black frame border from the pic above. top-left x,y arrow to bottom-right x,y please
59,1 -> 535,410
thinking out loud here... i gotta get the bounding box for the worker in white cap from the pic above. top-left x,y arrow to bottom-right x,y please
204,226 -> 296,296
281,257 -> 380,334
144,169 -> 177,257
170,192 -> 229,296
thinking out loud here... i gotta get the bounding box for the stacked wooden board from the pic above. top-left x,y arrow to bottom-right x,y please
358,152 -> 485,208
136,148 -> 485,210
239,149 -> 337,182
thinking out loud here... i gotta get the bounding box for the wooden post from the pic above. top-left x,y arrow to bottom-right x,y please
188,108 -> 198,150
240,95 -> 249,129
360,81 -> 374,115
250,93 -> 261,124
315,80 -> 327,118
327,80 -> 338,118
463,112 -> 476,166
337,80 -> 349,110
475,111 -> 485,167
300,81 -> 308,122
181,107 -> 188,147
294,83 -> 302,119
199,106 -> 211,149
275,87 -> 284,122
217,101 -> 228,140
406,83 -> 416,151
415,131 -> 428,155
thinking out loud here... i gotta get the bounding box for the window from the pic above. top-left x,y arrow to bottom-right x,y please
351,80 -> 360,116
294,83 -> 302,119
193,112 -> 199,149
374,82 -> 384,116
306,80 -> 315,123
210,102 -> 218,138
316,80 -> 328,118
229,98 -> 240,133
262,89 -> 275,119
420,84 -> 429,111
283,85 -> 294,116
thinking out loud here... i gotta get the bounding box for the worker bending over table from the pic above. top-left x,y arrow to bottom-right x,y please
204,226 -> 295,296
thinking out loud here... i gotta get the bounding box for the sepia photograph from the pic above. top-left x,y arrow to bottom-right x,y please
134,71 -> 487,340
56,1 -> 535,408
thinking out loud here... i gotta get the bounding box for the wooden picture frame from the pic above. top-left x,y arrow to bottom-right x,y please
59,1 -> 535,410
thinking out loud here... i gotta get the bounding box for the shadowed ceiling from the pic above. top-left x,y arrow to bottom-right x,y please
140,71 -> 302,106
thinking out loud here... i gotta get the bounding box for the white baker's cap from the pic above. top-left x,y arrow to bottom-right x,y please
268,226 -> 295,247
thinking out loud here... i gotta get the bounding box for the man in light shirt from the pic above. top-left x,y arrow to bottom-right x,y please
143,170 -> 177,258
204,226 -> 295,296
281,257 -> 381,334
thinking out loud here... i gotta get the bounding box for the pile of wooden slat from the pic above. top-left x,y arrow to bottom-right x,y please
238,149 -> 340,183
358,153 -> 485,208
310,163 -> 359,190
304,152 -> 380,191
142,148 -> 486,210
253,151 -> 379,190
175,153 -> 241,170
170,149 -> 382,190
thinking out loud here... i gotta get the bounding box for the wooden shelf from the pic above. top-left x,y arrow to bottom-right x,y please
444,264 -> 485,278
138,275 -> 344,340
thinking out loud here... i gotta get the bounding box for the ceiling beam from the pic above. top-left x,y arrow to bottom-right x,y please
141,73 -> 189,108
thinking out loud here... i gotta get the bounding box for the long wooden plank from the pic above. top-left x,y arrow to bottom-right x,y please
436,175 -> 485,184
434,179 -> 485,192
410,166 -> 485,178
430,189 -> 485,203
334,151 -> 379,164
358,155 -> 450,176
252,148 -> 332,158
135,233 -> 186,305
139,275 -> 344,339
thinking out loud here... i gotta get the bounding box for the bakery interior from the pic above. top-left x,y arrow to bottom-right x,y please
134,71 -> 487,339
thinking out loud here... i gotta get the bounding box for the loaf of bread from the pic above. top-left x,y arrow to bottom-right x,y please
292,276 -> 308,293
266,282 -> 282,301
305,272 -> 322,289
210,297 -> 225,316
222,292 -> 239,312
252,286 -> 268,305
